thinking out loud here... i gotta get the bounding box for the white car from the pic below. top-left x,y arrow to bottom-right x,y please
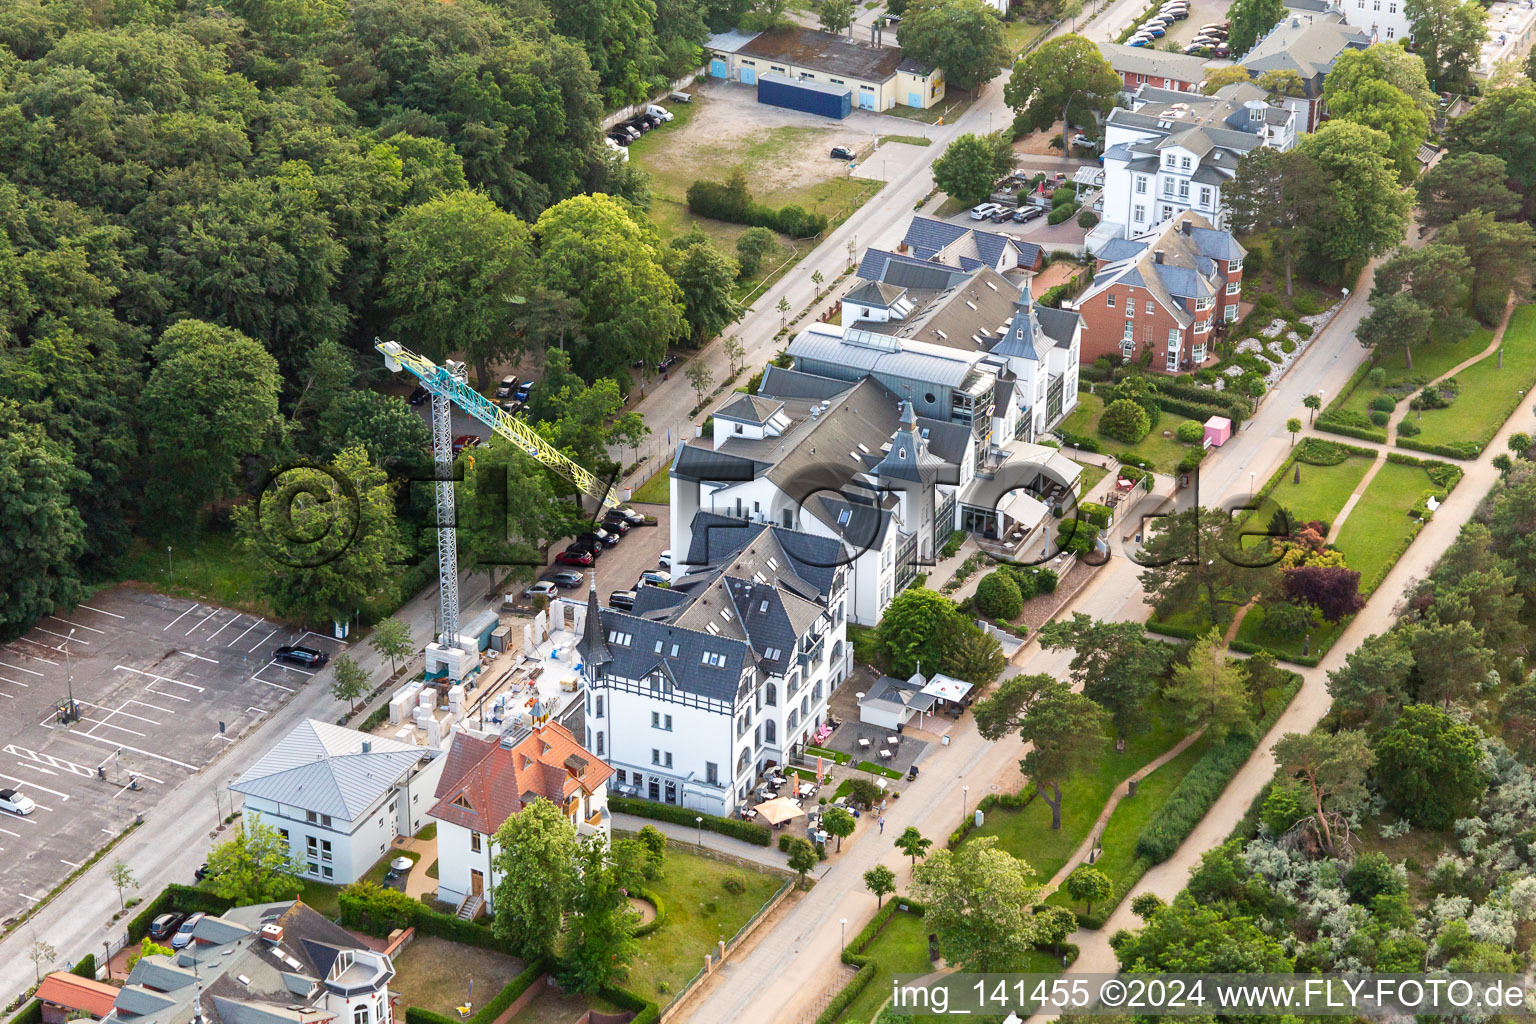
658,550 -> 672,569
970,202 -> 1002,220
523,580 -> 559,600
171,912 -> 205,950
0,788 -> 34,815
645,104 -> 673,122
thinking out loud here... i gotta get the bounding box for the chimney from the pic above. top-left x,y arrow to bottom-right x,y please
1153,249 -> 1165,264
260,924 -> 285,945
361,740 -> 371,753
1181,220 -> 1192,236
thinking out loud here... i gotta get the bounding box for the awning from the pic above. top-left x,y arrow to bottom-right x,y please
999,488 -> 1048,531
922,673 -> 973,703
755,796 -> 806,825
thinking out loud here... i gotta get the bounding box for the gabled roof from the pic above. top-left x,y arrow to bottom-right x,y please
428,722 -> 612,836
1097,41 -> 1213,82
758,365 -> 855,401
716,394 -> 784,424
843,280 -> 906,308
38,973 -> 121,1019
684,512 -> 843,598
229,720 -> 433,822
1078,212 -> 1237,323
855,249 -> 974,292
1241,16 -> 1367,82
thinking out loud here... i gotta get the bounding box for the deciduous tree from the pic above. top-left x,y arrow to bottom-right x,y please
819,0 -> 855,33
785,836 -> 818,888
1282,565 -> 1364,622
823,805 -> 855,851
897,0 -> 1009,92
1407,0 -> 1488,90
202,814 -> 303,904
974,674 -> 1107,829
932,132 -> 1017,207
0,400 -> 86,641
561,836 -> 640,993
491,798 -> 577,960
369,618 -> 413,675
665,227 -> 743,346
863,864 -> 896,907
1323,68 -> 1430,185
874,587 -> 967,677
1371,243 -> 1472,361
1228,0 -> 1285,54
1064,864 -> 1113,917
1005,34 -> 1121,138
910,837 -> 1043,971
1298,121 -> 1411,270
1445,81 -> 1536,193
1201,65 -> 1253,94
329,654 -> 369,711
1372,704 -> 1487,829
895,826 -> 932,865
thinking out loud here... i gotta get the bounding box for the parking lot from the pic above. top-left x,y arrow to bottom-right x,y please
0,586 -> 343,927
1151,0 -> 1232,50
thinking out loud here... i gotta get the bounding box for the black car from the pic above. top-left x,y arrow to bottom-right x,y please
566,541 -> 603,560
273,645 -> 329,668
610,506 -> 646,526
600,516 -> 631,536
830,146 -> 856,160
579,528 -> 618,548
609,590 -> 637,611
606,130 -> 632,146
194,863 -> 209,882
408,386 -> 429,406
149,912 -> 186,941
989,208 -> 1014,223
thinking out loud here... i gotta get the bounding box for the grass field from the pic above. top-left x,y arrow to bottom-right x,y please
628,847 -> 784,1006
121,527 -> 270,616
1059,393 -> 1201,474
835,910 -> 1060,1023
392,937 -> 526,1017
1410,306 -> 1536,452
1335,328 -> 1488,422
1257,455 -> 1372,532
1003,18 -> 1050,54
1333,460 -> 1443,592
963,712 -> 1188,882
1076,462 -> 1109,497
631,469 -> 669,505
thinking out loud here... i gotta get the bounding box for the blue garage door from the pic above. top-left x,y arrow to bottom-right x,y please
908,91 -> 920,107
859,89 -> 876,110
742,66 -> 757,85
710,58 -> 727,78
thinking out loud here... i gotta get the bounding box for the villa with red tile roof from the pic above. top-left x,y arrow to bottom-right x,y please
427,722 -> 613,916
37,973 -> 119,1023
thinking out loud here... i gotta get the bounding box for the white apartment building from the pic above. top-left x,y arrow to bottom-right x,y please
580,526 -> 847,814
229,719 -> 444,884
427,722 -> 612,914
1095,82 -> 1297,249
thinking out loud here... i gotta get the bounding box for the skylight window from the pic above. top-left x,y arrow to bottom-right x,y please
760,600 -> 771,613
607,630 -> 632,647
838,508 -> 852,526
767,557 -> 779,570
701,650 -> 726,667
706,622 -> 720,635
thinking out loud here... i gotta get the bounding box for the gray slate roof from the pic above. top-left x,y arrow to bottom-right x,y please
758,365 -> 854,401
855,249 -> 975,292
738,26 -> 931,83
1097,41 -> 1212,82
229,720 -> 434,821
1241,16 -> 1368,83
716,393 -> 784,424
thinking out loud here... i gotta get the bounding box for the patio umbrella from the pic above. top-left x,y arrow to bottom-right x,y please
390,857 -> 413,872
755,796 -> 807,826
816,755 -> 824,787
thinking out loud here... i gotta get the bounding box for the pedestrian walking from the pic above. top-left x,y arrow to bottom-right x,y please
878,815 -> 885,834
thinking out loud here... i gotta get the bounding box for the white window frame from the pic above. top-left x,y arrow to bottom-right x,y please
1225,303 -> 1238,321
1166,348 -> 1179,372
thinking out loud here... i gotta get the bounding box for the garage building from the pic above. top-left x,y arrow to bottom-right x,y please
708,26 -> 943,114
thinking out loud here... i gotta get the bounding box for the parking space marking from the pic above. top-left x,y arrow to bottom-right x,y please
227,619 -> 263,648
0,661 -> 43,677
126,699 -> 176,715
253,674 -> 295,693
0,693 -> 13,699
206,615 -> 241,641
0,826 -> 17,838
145,686 -> 191,703
49,729 -> 197,771
0,676 -> 30,687
248,628 -> 278,653
7,746 -> 95,779
162,604 -> 199,631
20,762 -> 53,774
78,604 -> 126,619
302,630 -> 347,647
47,615 -> 105,635
262,659 -> 314,678
177,651 -> 219,664
0,772 -> 68,800
115,665 -> 205,692
77,700 -> 161,727
184,610 -> 218,636
35,627 -> 90,645
59,859 -> 79,868
17,636 -> 66,654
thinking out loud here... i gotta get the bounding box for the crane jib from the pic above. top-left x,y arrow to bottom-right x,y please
375,339 -> 619,510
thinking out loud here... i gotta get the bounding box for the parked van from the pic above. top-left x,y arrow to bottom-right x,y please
645,104 -> 673,121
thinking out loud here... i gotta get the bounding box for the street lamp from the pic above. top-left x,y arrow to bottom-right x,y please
962,784 -> 970,823
65,628 -> 76,719
840,917 -> 848,951
1249,471 -> 1256,500
695,815 -> 704,849
167,546 -> 173,583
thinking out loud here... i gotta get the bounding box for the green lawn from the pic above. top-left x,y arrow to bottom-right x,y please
878,134 -> 933,147
836,910 -> 1058,1024
121,528 -> 271,616
631,469 -> 670,505
1333,460 -> 1443,593
1059,392 -> 1201,475
1075,461 -> 1109,497
1409,306 -> 1536,452
1335,329 -> 1487,422
1255,455 -> 1371,533
963,711 -> 1188,881
506,991 -> 623,1024
883,87 -> 980,125
628,847 -> 784,1007
1234,604 -> 1342,662
296,878 -> 342,920
1042,735 -> 1210,919
1003,18 -> 1050,54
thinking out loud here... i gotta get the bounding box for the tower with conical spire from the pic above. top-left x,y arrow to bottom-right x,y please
576,579 -> 610,675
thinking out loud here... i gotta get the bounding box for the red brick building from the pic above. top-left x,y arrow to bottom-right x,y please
1097,42 -> 1211,94
1068,212 -> 1245,373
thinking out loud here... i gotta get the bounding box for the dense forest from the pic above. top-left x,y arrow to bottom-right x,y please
0,0 -> 763,639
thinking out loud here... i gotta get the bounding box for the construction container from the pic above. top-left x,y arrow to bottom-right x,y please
757,73 -> 851,119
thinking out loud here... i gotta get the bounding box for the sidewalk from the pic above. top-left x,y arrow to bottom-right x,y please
610,813 -> 789,869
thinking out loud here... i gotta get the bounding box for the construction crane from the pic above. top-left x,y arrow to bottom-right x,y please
377,340 -> 619,650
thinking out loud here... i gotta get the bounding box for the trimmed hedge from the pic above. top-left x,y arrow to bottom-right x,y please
609,796 -> 772,846
1056,428 -> 1102,453
599,985 -> 660,1024
685,177 -> 828,238
1397,436 -> 1482,459
339,881 -> 503,948
948,790 -> 1034,848
631,888 -> 666,938
403,960 -> 546,1024
815,898 -> 929,1024
1133,675 -> 1302,862
1144,617 -> 1209,641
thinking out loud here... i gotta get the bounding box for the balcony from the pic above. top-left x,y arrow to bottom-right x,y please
578,806 -> 609,835
798,637 -> 826,671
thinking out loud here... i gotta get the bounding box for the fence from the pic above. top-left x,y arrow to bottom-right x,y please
657,877 -> 794,1023
601,70 -> 705,130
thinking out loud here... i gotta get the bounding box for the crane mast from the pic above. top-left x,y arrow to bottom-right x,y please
378,340 -> 618,654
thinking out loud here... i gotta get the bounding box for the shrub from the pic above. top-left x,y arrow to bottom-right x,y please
722,874 -> 747,895
608,796 -> 771,846
1366,367 -> 1387,388
1056,428 -> 1102,452
1176,449 -> 1205,474
1077,502 -> 1112,529
940,530 -> 965,559
1003,564 -> 1057,600
1291,291 -> 1322,316
1296,437 -> 1353,465
1047,203 -> 1079,225
1175,420 -> 1204,443
1370,395 -> 1396,413
1058,518 -> 1098,556
1100,398 -> 1151,443
1294,322 -> 1314,339
1260,781 -> 1311,837
1369,409 -> 1390,426
630,888 -> 665,938
1077,209 -> 1099,228
686,175 -> 828,238
974,570 -> 1023,620
735,227 -> 778,278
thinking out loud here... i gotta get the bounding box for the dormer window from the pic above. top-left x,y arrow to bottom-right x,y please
451,793 -> 472,810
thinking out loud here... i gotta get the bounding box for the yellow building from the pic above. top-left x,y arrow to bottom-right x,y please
710,26 -> 944,114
